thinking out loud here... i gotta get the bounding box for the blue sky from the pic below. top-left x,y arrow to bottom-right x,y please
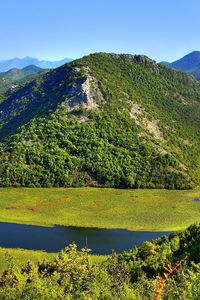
0,0 -> 199,62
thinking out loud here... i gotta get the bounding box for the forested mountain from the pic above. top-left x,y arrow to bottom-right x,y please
0,56 -> 73,72
0,65 -> 43,94
161,51 -> 200,79
1,53 -> 200,189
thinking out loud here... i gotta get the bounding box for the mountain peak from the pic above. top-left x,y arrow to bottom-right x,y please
162,51 -> 200,80
171,51 -> 200,69
0,51 -> 200,189
22,65 -> 42,73
4,67 -> 20,74
100,52 -> 156,64
87,52 -> 160,74
185,50 -> 200,56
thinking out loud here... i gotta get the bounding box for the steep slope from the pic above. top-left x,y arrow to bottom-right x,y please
0,65 -> 43,94
0,56 -> 73,72
0,53 -> 200,189
161,51 -> 200,80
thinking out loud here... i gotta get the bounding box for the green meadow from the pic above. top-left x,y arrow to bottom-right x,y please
0,187 -> 200,231
0,248 -> 53,272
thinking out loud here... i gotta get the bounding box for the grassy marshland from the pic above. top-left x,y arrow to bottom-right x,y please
0,187 -> 199,231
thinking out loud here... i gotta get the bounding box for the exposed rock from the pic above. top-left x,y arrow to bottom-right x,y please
139,132 -> 168,155
104,53 -> 160,74
66,67 -> 103,109
130,103 -> 165,141
130,103 -> 188,171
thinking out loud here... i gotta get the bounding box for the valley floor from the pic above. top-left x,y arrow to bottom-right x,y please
0,187 -> 199,231
0,187 -> 200,286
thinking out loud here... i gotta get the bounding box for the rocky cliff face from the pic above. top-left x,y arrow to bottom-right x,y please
0,65 -> 104,135
104,53 -> 160,74
65,67 -> 103,109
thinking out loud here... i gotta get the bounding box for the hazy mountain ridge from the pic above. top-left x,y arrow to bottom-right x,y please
0,56 -> 73,72
161,51 -> 200,79
0,52 -> 200,188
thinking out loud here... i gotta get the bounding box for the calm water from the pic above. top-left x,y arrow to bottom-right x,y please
0,222 -> 171,254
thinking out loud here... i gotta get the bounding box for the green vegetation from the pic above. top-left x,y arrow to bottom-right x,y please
0,65 -> 43,94
0,187 -> 200,231
0,224 -> 200,299
0,248 -> 53,273
1,53 -> 200,298
0,247 -> 106,274
0,53 -> 200,189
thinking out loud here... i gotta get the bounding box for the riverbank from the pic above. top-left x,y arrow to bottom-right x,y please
0,247 -> 107,273
0,187 -> 199,231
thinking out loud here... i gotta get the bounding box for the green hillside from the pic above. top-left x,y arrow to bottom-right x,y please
1,53 -> 200,189
0,65 -> 43,94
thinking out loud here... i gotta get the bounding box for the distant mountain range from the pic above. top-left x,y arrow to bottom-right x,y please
161,51 -> 200,80
0,56 -> 73,72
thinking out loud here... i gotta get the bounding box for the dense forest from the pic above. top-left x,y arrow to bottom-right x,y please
1,53 -> 200,189
0,224 -> 200,299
